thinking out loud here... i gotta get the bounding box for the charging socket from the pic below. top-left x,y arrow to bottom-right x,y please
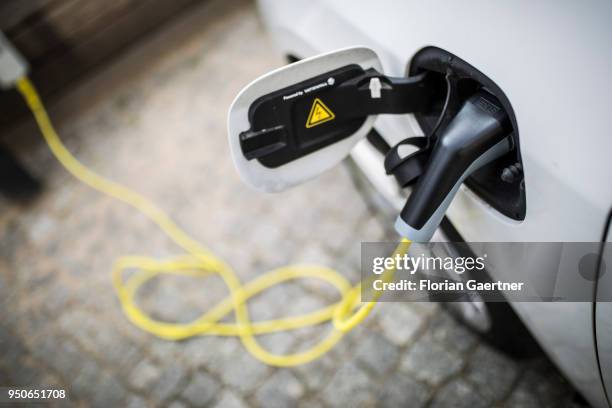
409,47 -> 526,221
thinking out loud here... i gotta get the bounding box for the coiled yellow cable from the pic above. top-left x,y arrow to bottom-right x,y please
16,76 -> 411,367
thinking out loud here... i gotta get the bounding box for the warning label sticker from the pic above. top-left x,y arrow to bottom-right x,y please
305,98 -> 335,128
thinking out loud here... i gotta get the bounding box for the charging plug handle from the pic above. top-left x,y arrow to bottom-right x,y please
395,91 -> 513,241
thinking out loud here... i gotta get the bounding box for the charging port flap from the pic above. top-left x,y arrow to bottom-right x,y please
228,46 -> 382,192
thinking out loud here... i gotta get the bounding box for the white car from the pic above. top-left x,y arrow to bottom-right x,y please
249,1 -> 612,407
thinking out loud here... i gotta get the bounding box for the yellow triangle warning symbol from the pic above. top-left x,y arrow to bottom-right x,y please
305,98 -> 335,128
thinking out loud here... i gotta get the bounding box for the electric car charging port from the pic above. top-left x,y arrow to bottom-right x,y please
410,47 -> 526,221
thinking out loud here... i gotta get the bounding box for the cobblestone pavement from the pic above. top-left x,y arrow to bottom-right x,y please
0,0 -> 583,407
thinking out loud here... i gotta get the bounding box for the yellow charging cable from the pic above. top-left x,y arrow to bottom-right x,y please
16,76 -> 411,367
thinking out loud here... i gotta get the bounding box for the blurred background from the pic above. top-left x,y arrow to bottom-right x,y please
0,0 -> 585,406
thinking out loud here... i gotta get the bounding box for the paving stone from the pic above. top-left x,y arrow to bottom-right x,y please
0,327 -> 27,369
0,218 -> 24,263
213,390 -> 248,408
287,292 -> 331,319
38,371 -> 64,388
35,338 -> 86,379
429,378 -> 488,408
315,215 -> 355,254
249,283 -> 316,322
110,342 -> 143,374
288,324 -> 337,357
410,301 -> 440,316
377,372 -> 431,408
465,344 -> 519,403
57,309 -> 93,334
293,244 -> 335,267
19,307 -> 53,338
0,267 -> 11,308
181,371 -> 221,407
355,216 -> 387,242
0,364 -> 11,384
336,240 -> 363,282
297,398 -> 325,408
7,359 -> 43,386
91,372 -> 127,407
25,214 -> 58,246
504,382 -> 541,408
41,282 -> 73,316
59,312 -> 141,372
168,400 -> 188,408
249,224 -> 294,267
182,336 -> 240,369
69,358 -> 101,399
129,358 -> 161,391
293,348 -> 343,392
255,332 -> 299,356
150,363 -> 189,403
255,370 -> 305,408
125,395 -> 149,408
293,245 -> 341,298
428,311 -> 478,353
321,362 -> 376,407
354,333 -> 400,376
149,339 -> 186,363
144,280 -> 216,324
214,351 -> 270,394
400,335 -> 464,386
378,303 -> 426,346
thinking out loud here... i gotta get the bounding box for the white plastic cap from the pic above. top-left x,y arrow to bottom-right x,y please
0,31 -> 28,89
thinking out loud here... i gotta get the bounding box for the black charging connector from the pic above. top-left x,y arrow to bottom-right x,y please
395,91 -> 513,241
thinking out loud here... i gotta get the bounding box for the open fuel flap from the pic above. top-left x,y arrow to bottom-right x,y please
227,46 -> 436,192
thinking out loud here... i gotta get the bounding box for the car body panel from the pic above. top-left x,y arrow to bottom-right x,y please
256,1 -> 612,406
596,216 -> 612,405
